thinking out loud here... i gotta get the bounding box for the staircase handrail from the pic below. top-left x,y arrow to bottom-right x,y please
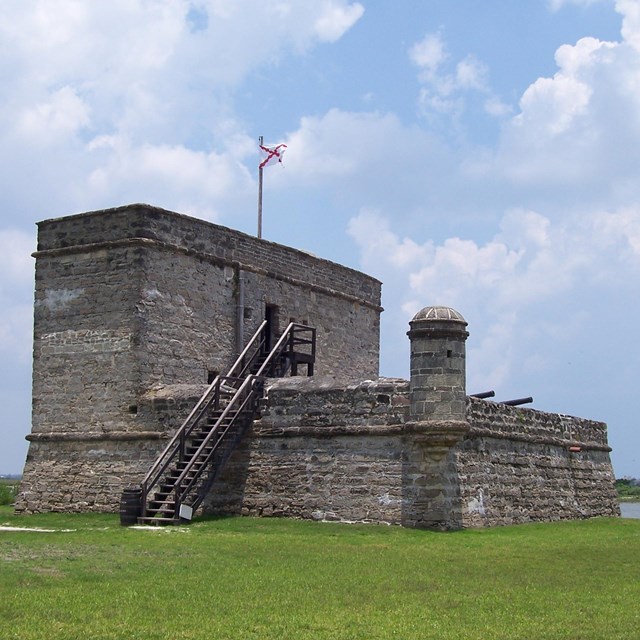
228,320 -> 268,378
173,323 -> 315,510
254,322 -> 315,377
139,320 -> 316,522
174,374 -> 260,510
140,320 -> 267,505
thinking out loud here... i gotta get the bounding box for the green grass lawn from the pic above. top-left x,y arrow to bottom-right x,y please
1,507 -> 638,640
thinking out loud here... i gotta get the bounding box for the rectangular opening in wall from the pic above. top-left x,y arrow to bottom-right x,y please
207,370 -> 219,384
447,349 -> 452,358
264,304 -> 279,352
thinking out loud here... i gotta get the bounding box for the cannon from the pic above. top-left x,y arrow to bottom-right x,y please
469,390 -> 495,399
499,396 -> 533,406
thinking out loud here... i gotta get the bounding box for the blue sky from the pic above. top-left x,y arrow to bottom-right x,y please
1,0 -> 638,477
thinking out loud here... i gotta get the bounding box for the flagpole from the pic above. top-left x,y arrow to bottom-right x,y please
257,135 -> 263,239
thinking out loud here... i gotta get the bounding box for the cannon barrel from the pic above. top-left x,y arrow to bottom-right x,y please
469,390 -> 495,399
500,396 -> 533,406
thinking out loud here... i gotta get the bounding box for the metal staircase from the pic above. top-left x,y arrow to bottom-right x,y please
129,321 -> 315,525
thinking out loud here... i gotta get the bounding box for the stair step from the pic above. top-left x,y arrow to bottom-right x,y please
168,465 -> 201,473
172,464 -> 205,474
136,338 -> 293,527
152,492 -> 173,502
204,422 -> 234,430
146,510 -> 175,518
175,460 -> 206,469
186,448 -> 214,457
191,441 -> 224,450
185,444 -> 214,452
146,505 -> 175,513
167,476 -> 199,485
189,438 -> 218,447
137,517 -> 179,526
147,500 -> 175,509
145,513 -> 175,521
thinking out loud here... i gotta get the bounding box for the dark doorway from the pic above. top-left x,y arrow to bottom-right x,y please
264,304 -> 279,352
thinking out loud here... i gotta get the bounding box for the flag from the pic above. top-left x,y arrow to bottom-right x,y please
259,142 -> 287,169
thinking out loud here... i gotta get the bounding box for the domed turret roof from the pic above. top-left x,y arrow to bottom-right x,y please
411,306 -> 466,323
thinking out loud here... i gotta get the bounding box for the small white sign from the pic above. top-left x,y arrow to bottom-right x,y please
179,504 -> 193,521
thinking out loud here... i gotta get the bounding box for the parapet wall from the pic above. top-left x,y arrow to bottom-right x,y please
459,398 -> 619,526
36,204 -> 381,307
466,396 -> 611,449
202,377 -> 619,528
204,377 -> 463,529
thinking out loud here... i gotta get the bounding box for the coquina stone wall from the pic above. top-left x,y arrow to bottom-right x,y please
199,377 -> 619,529
17,385 -> 198,513
203,377 -> 464,529
32,203 -> 381,390
458,397 -> 619,526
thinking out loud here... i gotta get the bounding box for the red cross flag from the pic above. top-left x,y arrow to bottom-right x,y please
259,142 -> 287,169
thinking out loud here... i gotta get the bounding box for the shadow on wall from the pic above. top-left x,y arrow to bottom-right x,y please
401,442 -> 464,530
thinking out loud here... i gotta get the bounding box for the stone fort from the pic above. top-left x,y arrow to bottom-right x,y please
16,203 -> 619,528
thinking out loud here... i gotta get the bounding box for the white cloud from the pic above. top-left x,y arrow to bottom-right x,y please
591,206 -> 640,261
348,202 -> 640,389
17,86 -> 91,143
410,32 -> 448,74
456,55 -> 488,91
618,0 -> 640,52
83,135 -> 255,221
484,97 -> 513,117
417,88 -> 462,119
548,0 -> 603,11
283,110 -> 365,179
0,1 -> 365,145
513,72 -> 592,136
213,0 -> 640,422
0,1 -> 183,95
0,1 -> 365,225
313,1 -> 364,42
409,31 -> 506,124
554,35 -> 614,74
281,108 -> 444,190
347,209 -> 428,269
493,18 -> 640,194
546,34 -> 620,144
